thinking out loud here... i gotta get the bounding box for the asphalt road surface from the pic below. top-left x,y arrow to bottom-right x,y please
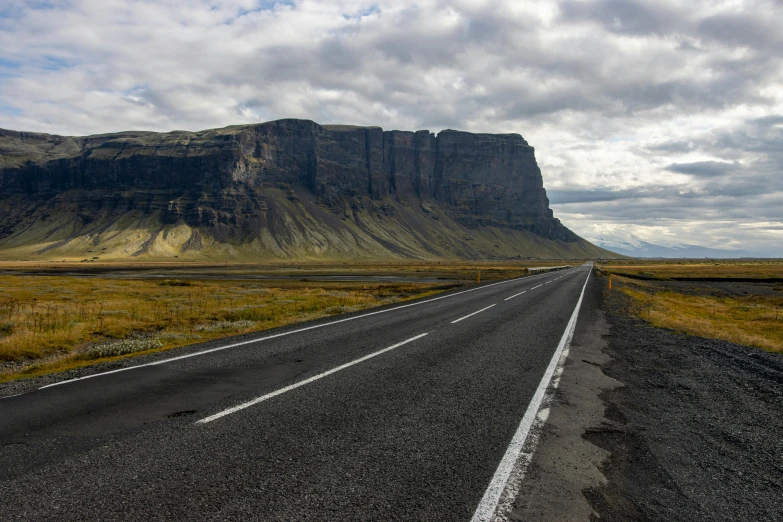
1,264 -> 592,521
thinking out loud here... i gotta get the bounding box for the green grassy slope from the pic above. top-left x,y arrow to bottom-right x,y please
0,189 -> 616,261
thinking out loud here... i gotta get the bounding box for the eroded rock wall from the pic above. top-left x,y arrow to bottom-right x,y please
0,119 -> 576,242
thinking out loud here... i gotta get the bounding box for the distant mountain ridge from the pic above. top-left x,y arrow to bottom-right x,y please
595,239 -> 765,259
0,119 -> 615,260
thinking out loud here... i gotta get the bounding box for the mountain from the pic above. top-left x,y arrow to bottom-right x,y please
595,239 -> 765,259
0,119 -> 615,261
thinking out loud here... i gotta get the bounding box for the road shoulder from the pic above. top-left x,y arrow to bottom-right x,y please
512,272 -> 783,521
586,280 -> 783,521
509,273 -> 618,521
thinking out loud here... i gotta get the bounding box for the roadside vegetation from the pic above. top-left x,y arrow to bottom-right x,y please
599,263 -> 783,353
601,259 -> 783,280
0,259 -> 567,281
0,276 -> 452,381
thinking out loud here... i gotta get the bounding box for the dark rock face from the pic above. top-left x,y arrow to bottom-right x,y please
0,119 -> 577,242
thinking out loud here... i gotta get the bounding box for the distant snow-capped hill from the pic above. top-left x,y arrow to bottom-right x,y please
594,240 -> 765,259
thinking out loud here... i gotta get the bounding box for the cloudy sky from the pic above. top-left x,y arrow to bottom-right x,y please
1,0 -> 782,255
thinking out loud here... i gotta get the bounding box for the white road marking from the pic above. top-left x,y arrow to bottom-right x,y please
504,291 -> 526,301
451,304 -> 497,324
530,284 -> 542,290
196,333 -> 429,424
38,273 -> 546,390
544,281 -> 552,284
470,267 -> 591,522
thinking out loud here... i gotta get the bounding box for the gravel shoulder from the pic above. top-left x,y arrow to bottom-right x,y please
513,272 -> 783,521
509,271 -> 620,521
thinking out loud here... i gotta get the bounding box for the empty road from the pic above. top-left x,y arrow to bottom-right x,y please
1,264 -> 592,521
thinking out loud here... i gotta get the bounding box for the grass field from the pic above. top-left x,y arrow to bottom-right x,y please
599,262 -> 783,353
0,259 -> 574,282
0,275 -> 453,381
601,259 -> 783,280
0,260 -> 576,381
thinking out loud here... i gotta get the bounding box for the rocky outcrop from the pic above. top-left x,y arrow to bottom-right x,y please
0,119 -> 604,260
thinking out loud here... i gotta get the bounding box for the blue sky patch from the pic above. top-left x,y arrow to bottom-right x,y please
0,104 -> 22,116
229,1 -> 295,23
0,58 -> 21,69
43,56 -> 75,71
343,4 -> 380,20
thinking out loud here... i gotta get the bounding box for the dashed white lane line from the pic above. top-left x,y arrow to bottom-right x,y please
40,269 -> 587,392
196,333 -> 429,424
451,304 -> 497,324
38,272 -> 547,390
470,269 -> 591,522
504,291 -> 526,301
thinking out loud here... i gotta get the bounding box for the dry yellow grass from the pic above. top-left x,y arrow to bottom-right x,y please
0,276 -> 449,381
602,260 -> 783,279
0,259 -> 572,282
614,276 -> 783,353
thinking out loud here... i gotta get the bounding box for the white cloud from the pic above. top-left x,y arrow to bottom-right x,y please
0,0 -> 782,254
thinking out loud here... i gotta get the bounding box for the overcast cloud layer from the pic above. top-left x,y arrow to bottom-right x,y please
1,0 -> 782,255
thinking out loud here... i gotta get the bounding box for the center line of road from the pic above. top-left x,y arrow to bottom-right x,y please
37,265 -> 588,391
504,290 -> 526,301
530,284 -> 542,290
451,304 -> 496,324
37,272 -> 551,390
196,332 -> 429,424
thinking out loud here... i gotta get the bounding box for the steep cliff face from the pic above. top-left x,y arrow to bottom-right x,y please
0,119 -> 607,260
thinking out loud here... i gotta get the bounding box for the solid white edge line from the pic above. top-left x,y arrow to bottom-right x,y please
504,291 -> 526,301
470,266 -> 591,522
451,304 -> 497,324
195,332 -> 429,424
38,271 -> 549,390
